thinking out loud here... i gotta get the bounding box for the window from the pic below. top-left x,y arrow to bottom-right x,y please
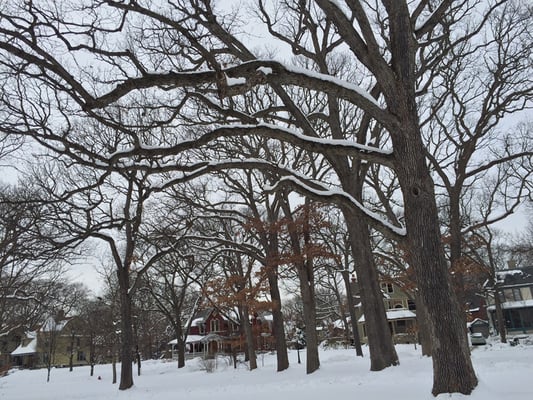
77,351 -> 86,361
381,283 -> 394,294
199,323 -> 205,334
521,287 -> 531,300
503,289 -> 515,302
395,320 -> 407,334
210,319 -> 220,332
512,288 -> 522,301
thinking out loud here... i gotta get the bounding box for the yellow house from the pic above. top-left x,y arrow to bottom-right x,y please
353,281 -> 418,344
11,315 -> 91,369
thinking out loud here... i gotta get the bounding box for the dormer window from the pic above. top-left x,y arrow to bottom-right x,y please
381,283 -> 394,294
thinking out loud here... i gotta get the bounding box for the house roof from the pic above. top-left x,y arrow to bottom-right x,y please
358,309 -> 416,323
495,266 -> 533,286
168,335 -> 206,345
487,299 -> 533,311
41,316 -> 71,332
168,333 -> 225,346
467,318 -> 488,327
332,318 -> 352,329
188,308 -> 232,327
10,332 -> 37,356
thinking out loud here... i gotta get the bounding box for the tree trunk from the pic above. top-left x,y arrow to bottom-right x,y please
136,345 -> 141,376
69,331 -> 75,372
381,2 -> 477,395
494,286 -> 507,343
392,106 -> 477,395
176,333 -> 186,368
296,263 -> 320,374
414,293 -> 432,356
112,352 -> 117,384
117,267 -> 134,390
89,333 -> 95,377
329,107 -> 396,366
448,188 -> 469,345
240,304 -> 257,370
280,198 -> 320,373
345,216 -> 398,370
266,234 -> 289,371
341,270 -> 363,357
266,267 -> 289,371
393,100 -> 477,397
174,319 -> 186,369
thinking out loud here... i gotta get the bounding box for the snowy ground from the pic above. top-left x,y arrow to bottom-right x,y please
1,339 -> 532,400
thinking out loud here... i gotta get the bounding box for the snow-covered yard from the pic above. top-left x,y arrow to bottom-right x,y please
1,340 -> 532,400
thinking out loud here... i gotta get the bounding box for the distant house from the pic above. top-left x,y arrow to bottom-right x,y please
10,315 -> 91,369
169,308 -> 274,358
168,308 -> 239,358
349,279 -> 417,344
0,328 -> 24,372
484,266 -> 533,334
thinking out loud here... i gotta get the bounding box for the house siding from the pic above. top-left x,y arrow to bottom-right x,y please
485,266 -> 533,334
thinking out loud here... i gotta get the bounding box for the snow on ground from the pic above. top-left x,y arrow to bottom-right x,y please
1,340 -> 532,400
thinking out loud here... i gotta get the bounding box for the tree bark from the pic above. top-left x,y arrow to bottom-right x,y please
89,332 -> 95,376
297,263 -> 320,374
176,335 -> 186,368
266,265 -> 289,371
240,304 -> 257,370
414,293 -> 432,356
112,353 -> 117,385
345,215 -> 398,370
117,267 -> 134,390
396,124 -> 476,395
341,270 -> 363,357
494,285 -> 507,343
266,233 -> 289,371
381,2 -> 477,395
69,330 -> 75,372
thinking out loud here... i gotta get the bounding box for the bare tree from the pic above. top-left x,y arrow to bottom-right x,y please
314,206 -> 363,356
143,251 -> 204,369
0,183 -> 72,339
40,281 -> 88,382
508,204 -> 533,266
5,0 -> 530,395
421,1 -> 532,317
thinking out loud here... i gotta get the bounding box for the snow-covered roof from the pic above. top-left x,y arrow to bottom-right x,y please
487,299 -> 533,311
493,267 -> 533,285
256,313 -> 273,322
41,316 -> 70,332
168,335 -> 206,345
332,317 -> 354,329
467,318 -> 488,328
496,269 -> 523,283
358,309 -> 416,323
168,333 -> 228,346
11,332 -> 37,356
